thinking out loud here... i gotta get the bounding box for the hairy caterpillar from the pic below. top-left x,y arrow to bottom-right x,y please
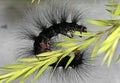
0,0 -> 120,83
34,22 -> 87,55
17,0 -> 88,68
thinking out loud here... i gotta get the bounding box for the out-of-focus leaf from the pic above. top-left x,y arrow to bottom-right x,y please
107,38 -> 119,67
65,54 -> 75,69
117,54 -> 120,61
101,37 -> 119,66
38,0 -> 41,4
101,26 -> 120,46
101,50 -> 110,65
0,72 -> 16,80
106,4 -> 118,8
90,38 -> 101,63
6,67 -> 32,83
106,9 -> 115,15
32,58 -> 58,83
86,19 -> 112,26
0,79 -> 6,83
31,0 -> 35,3
98,26 -> 120,54
114,4 -> 120,17
97,42 -> 112,54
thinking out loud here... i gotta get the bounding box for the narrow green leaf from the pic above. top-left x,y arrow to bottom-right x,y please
107,38 -> 119,67
77,37 -> 95,50
31,0 -> 35,3
101,26 -> 120,46
106,9 -> 115,15
38,53 -> 63,61
86,19 -> 111,26
97,42 -> 112,54
6,67 -> 33,83
106,4 -> 118,8
18,58 -> 38,62
65,54 -> 75,69
73,31 -> 95,37
98,26 -> 120,54
37,50 -> 62,57
20,61 -> 49,83
117,54 -> 120,61
61,36 -> 80,42
114,4 -> 120,17
101,50 -> 111,65
0,64 -> 26,70
90,38 -> 101,63
56,42 -> 77,47
50,57 -> 64,79
64,45 -> 79,55
38,0 -> 41,4
32,58 -> 58,83
0,79 -> 6,83
0,72 -> 16,80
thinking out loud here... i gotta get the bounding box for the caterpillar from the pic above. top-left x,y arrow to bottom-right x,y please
21,1 -> 87,68
34,22 -> 87,54
16,0 -> 94,81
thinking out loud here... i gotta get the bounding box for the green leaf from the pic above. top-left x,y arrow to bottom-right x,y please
101,37 -> 119,66
61,36 -> 80,42
38,0 -> 41,4
86,19 -> 111,26
0,64 -> 26,70
90,38 -> 101,63
5,67 -> 33,83
36,50 -> 62,57
107,38 -> 119,67
106,9 -> 115,15
0,79 -> 6,83
50,57 -> 63,79
32,58 -> 58,83
20,61 -> 49,83
98,26 -> 120,54
64,45 -> 79,55
0,72 -> 16,80
97,42 -> 112,54
106,4 -> 118,8
56,42 -> 77,47
77,37 -> 96,50
73,31 -> 95,37
65,54 -> 75,69
38,53 -> 63,61
101,50 -> 111,65
18,58 -> 38,62
117,54 -> 120,61
114,4 -> 120,17
101,26 -> 120,46
31,0 -> 35,3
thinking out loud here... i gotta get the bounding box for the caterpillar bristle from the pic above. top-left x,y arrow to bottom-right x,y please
17,26 -> 37,41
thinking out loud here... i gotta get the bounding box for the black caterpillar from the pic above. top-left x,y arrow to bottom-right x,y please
19,1 -> 88,68
34,22 -> 87,55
